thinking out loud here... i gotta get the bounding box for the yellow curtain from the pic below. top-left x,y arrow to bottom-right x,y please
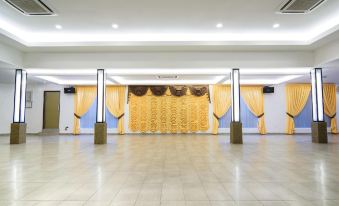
240,86 -> 267,134
73,86 -> 97,135
129,88 -> 209,133
106,86 -> 126,134
285,84 -> 311,134
324,84 -> 337,133
212,85 -> 231,134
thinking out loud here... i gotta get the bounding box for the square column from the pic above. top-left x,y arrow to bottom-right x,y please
94,69 -> 107,144
10,69 -> 27,144
310,68 -> 327,143
230,68 -> 243,144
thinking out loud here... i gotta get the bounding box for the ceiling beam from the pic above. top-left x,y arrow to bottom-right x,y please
23,51 -> 314,69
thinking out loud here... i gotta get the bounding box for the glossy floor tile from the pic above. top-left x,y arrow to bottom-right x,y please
0,133 -> 338,206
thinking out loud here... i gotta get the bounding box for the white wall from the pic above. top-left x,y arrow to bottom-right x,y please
264,84 -> 286,133
337,86 -> 339,128
315,38 -> 339,66
0,82 -> 73,134
0,83 -> 14,134
25,83 -> 74,134
0,41 -> 23,67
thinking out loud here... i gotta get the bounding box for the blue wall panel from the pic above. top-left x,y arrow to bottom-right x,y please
295,96 -> 331,128
80,99 -> 118,129
219,97 -> 257,128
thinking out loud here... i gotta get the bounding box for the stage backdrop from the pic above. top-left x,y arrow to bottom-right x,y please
128,85 -> 210,133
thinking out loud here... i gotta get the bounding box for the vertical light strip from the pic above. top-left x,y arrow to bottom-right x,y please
13,69 -> 22,123
311,68 -> 324,122
96,69 -> 106,123
311,69 -> 318,122
103,71 -> 106,122
19,70 -> 27,123
315,68 -> 324,121
231,68 -> 240,122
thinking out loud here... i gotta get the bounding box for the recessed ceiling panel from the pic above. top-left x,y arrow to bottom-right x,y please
3,0 -> 54,15
279,0 -> 326,14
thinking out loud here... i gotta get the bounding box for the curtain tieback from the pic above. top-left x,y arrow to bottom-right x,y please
257,113 -> 264,118
213,113 -> 220,120
329,113 -> 336,119
74,113 -> 81,119
117,113 -> 125,120
286,112 -> 294,118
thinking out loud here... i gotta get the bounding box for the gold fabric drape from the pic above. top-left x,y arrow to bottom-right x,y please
106,86 -> 126,134
73,86 -> 97,135
129,88 -> 209,133
285,84 -> 311,134
324,84 -> 337,133
241,86 -> 267,134
212,85 -> 231,134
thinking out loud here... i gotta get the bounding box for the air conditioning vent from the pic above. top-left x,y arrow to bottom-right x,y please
4,0 -> 54,16
157,75 -> 179,79
279,0 -> 326,14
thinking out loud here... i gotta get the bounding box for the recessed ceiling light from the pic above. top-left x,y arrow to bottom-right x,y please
216,23 -> 223,28
273,23 -> 280,29
112,24 -> 119,29
55,24 -> 62,29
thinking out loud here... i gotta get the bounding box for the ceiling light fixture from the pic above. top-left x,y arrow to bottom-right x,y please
55,24 -> 62,29
27,69 -> 97,75
216,23 -> 223,28
273,23 -> 280,29
112,24 -> 119,29
26,68 -> 311,76
240,68 -> 310,74
35,76 -> 114,85
223,75 -> 302,85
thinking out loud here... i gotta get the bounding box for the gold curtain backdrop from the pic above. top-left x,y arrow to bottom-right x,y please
285,84 -> 312,134
212,85 -> 266,134
106,86 -> 126,134
285,83 -> 337,134
73,83 -> 336,135
240,86 -> 267,134
212,85 -> 231,134
73,86 -> 127,135
73,86 -> 97,135
323,84 -> 337,133
129,86 -> 209,133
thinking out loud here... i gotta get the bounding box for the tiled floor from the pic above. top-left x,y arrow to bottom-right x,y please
0,134 -> 339,206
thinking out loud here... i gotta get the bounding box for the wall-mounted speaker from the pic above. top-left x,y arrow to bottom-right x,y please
263,86 -> 274,94
64,87 -> 76,94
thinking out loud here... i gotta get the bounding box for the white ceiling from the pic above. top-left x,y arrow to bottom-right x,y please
1,0 -> 339,86
1,0 -> 339,46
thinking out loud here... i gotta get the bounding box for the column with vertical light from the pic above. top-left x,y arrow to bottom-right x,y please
230,68 -> 243,144
94,69 -> 107,144
310,68 -> 327,143
10,69 -> 27,144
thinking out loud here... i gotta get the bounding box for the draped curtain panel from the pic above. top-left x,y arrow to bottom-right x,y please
106,86 -> 126,134
212,85 -> 231,134
285,84 -> 311,134
129,87 -> 209,133
73,86 -> 97,135
323,84 -> 337,133
240,86 -> 267,134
